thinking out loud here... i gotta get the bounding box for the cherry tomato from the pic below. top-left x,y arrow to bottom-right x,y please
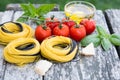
46,16 -> 60,29
62,17 -> 75,29
80,19 -> 96,35
70,24 -> 86,41
35,25 -> 52,42
53,24 -> 69,37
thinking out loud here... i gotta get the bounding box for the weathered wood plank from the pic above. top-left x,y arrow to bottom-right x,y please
1,11 -> 14,24
0,11 -> 14,80
105,9 -> 120,57
2,11 -> 120,80
45,11 -> 65,20
90,11 -> 120,80
0,12 -> 3,22
0,12 -> 4,80
3,11 -> 42,80
44,11 -> 120,80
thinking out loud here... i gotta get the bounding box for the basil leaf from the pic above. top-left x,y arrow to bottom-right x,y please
96,25 -> 109,38
20,4 -> 31,16
81,34 -> 101,47
17,3 -> 55,24
37,4 -> 55,16
17,16 -> 29,22
20,4 -> 29,12
28,3 -> 37,17
101,38 -> 112,51
110,34 -> 120,46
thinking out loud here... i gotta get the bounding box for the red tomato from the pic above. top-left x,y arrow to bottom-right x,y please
80,19 -> 96,35
35,25 -> 52,42
62,18 -> 75,29
46,16 -> 60,29
70,24 -> 86,41
53,24 -> 69,37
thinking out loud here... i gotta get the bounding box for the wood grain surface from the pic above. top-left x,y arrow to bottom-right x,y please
2,11 -> 42,80
43,11 -> 120,80
0,10 -> 119,80
0,11 -> 14,80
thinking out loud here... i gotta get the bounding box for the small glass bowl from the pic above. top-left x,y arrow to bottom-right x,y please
64,1 -> 96,23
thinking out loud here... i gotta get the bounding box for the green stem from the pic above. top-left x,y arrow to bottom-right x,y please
20,16 -> 44,21
42,25 -> 47,30
59,23 -> 62,29
75,23 -> 79,28
51,15 -> 55,20
65,16 -> 70,20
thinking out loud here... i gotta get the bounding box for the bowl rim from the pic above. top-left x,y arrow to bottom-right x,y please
64,1 -> 96,14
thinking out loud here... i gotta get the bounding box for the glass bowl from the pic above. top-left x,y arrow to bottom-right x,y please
64,1 -> 96,23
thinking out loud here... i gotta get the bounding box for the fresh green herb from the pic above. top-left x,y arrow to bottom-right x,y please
101,37 -> 112,51
17,3 -> 55,25
96,25 -> 109,38
109,34 -> 120,46
81,34 -> 101,47
81,25 -> 120,51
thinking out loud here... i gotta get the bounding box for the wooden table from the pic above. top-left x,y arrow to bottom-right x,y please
0,10 -> 120,80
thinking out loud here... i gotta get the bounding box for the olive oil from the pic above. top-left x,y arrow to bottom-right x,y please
64,1 -> 96,23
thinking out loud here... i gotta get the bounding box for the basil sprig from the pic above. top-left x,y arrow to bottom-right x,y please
17,3 -> 55,25
109,34 -> 120,46
80,34 -> 101,47
81,25 -> 120,51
